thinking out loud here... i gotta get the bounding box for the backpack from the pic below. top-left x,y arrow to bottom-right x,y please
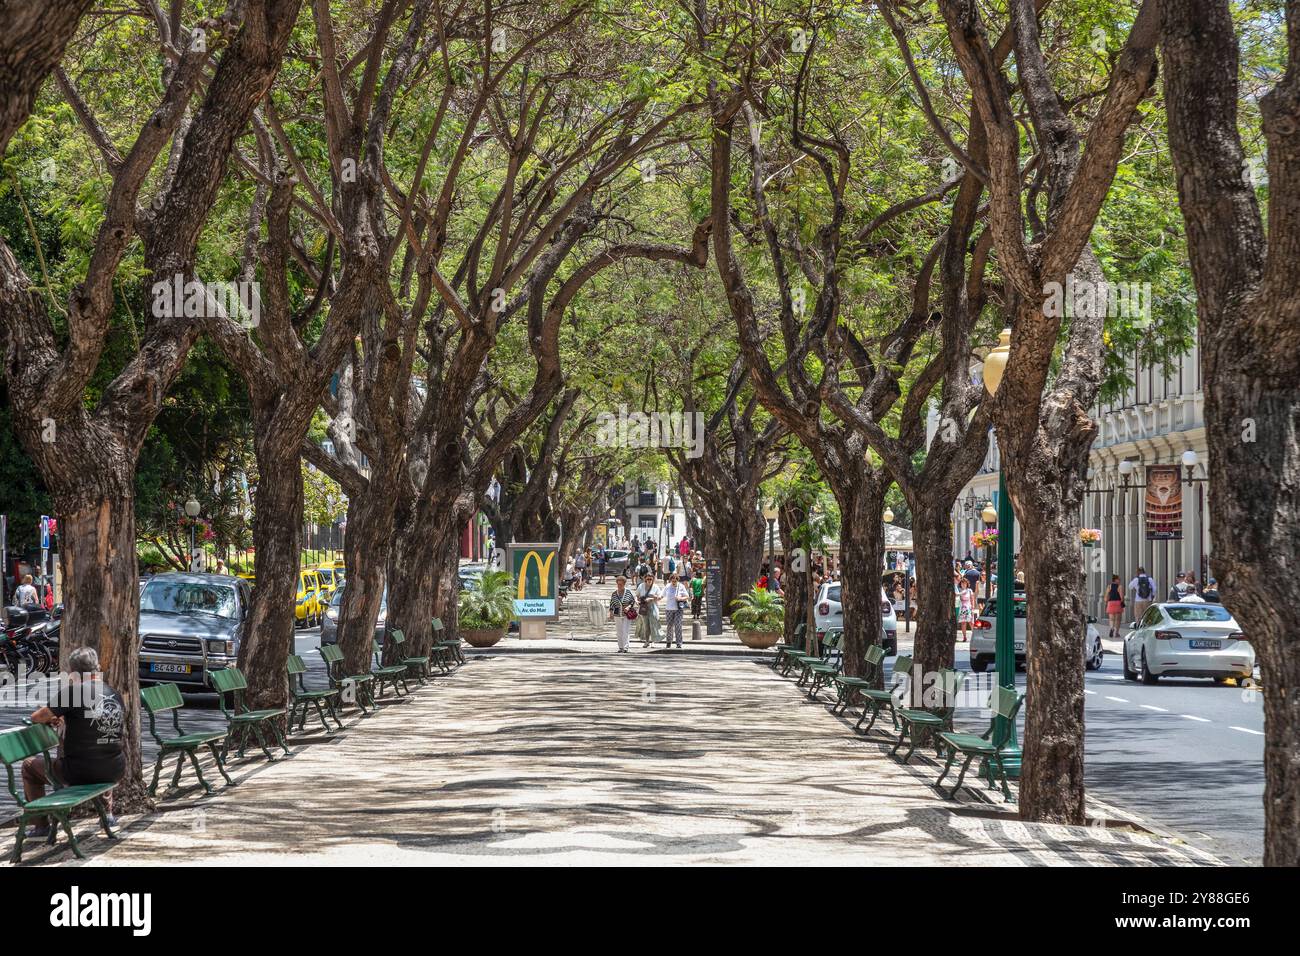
1137,574 -> 1152,599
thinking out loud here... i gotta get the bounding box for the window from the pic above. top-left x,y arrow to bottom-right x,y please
1166,605 -> 1232,623
142,580 -> 238,619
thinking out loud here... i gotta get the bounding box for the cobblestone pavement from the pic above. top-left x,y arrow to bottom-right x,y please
5,632 -> 1219,866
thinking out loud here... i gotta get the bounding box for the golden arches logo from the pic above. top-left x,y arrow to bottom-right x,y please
517,550 -> 556,599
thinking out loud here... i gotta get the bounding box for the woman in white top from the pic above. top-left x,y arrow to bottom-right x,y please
607,575 -> 636,652
662,573 -> 690,649
635,572 -> 663,647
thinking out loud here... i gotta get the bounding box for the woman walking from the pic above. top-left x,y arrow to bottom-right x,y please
663,573 -> 689,649
956,576 -> 976,643
607,575 -> 636,653
635,572 -> 663,647
1105,573 -> 1126,639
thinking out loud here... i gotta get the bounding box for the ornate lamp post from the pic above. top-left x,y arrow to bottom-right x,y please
980,500 -> 998,604
184,496 -> 201,570
982,329 -> 1019,773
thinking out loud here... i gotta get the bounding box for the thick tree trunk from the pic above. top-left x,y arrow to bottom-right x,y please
57,474 -> 151,811
715,505 -> 764,611
1011,475 -> 1088,824
832,478 -> 887,683
336,470 -> 399,676
386,494 -> 440,662
911,503 -> 958,678
778,498 -> 808,648
1203,358 -> 1300,865
237,441 -> 302,713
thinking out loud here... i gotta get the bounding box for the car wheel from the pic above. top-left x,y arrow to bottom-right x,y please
1122,646 -> 1137,681
1239,675 -> 1255,688
970,656 -> 988,673
1140,649 -> 1159,684
1087,641 -> 1104,671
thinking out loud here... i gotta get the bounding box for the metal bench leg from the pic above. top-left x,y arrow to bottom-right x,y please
935,748 -> 959,792
186,749 -> 213,794
95,797 -> 118,838
271,718 -> 291,755
890,723 -> 907,757
328,697 -> 345,730
855,702 -> 877,733
250,722 -> 276,760
170,751 -> 187,789
946,754 -> 977,799
991,753 -> 1012,800
59,814 -> 85,859
148,752 -> 166,796
312,698 -> 331,733
207,742 -> 234,786
12,822 -> 25,864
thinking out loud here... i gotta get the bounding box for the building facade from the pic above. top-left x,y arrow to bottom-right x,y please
616,479 -> 691,552
950,339 -> 1210,618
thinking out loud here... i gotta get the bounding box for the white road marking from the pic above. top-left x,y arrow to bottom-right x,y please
1105,696 -> 1129,703
1101,675 -> 1124,681
1181,714 -> 1211,723
1084,690 -> 1096,695
1229,725 -> 1264,736
1140,704 -> 1169,713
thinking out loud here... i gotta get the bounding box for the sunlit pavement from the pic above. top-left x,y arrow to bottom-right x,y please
7,638 -> 1219,867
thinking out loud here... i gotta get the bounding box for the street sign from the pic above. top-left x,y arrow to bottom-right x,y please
507,542 -> 560,622
706,560 -> 723,635
39,516 -> 50,550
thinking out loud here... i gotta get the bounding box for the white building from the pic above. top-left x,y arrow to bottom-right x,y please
951,339 -> 1210,617
617,479 -> 691,552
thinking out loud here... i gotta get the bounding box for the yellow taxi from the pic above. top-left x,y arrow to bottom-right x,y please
313,565 -> 340,602
295,569 -> 323,628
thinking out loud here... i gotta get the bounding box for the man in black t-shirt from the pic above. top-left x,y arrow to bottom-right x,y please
22,647 -> 124,836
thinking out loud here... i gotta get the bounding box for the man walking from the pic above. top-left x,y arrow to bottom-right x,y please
1128,566 -> 1156,624
596,546 -> 608,584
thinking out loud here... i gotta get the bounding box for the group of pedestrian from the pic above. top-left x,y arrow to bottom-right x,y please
1101,567 -> 1222,639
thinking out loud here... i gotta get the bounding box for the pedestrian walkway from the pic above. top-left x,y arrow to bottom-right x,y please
11,644 -> 1217,866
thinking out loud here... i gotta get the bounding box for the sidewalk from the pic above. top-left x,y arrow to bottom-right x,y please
8,642 -> 1218,866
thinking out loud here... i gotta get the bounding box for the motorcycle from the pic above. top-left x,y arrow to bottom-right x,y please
1,607 -> 57,675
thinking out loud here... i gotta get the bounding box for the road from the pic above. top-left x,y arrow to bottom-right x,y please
903,630 -> 1265,865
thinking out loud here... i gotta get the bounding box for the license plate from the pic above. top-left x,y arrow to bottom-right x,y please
1014,643 -> 1025,652
150,662 -> 191,674
1189,640 -> 1221,650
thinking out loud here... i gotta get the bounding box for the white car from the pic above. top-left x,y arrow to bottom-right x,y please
814,582 -> 897,654
970,593 -> 1103,673
1122,602 -> 1254,684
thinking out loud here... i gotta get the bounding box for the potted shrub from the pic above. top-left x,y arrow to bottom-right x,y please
730,586 -> 785,649
458,569 -> 515,647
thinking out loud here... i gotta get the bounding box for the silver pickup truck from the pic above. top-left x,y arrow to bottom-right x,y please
138,573 -> 251,688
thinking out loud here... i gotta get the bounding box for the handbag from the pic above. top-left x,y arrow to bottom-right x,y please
625,604 -> 638,621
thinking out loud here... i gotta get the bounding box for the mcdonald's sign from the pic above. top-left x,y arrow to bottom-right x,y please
506,542 -> 561,621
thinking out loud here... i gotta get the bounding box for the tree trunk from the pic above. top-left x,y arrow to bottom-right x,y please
386,494 -> 440,662
57,471 -> 151,811
715,505 -> 764,611
832,477 -> 887,683
778,497 -> 807,648
237,440 -> 302,713
336,469 -> 399,676
911,503 -> 958,678
1011,474 -> 1088,824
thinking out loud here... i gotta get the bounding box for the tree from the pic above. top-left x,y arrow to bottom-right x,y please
936,0 -> 1159,822
1158,0 -> 1300,865
0,0 -> 303,806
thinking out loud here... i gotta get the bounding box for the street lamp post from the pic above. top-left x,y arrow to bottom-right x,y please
184,496 -> 201,570
981,500 -> 998,604
983,329 -> 1020,775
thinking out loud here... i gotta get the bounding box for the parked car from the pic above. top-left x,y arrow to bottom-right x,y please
1122,602 -> 1253,684
313,565 -> 341,602
970,592 -> 1103,672
319,584 -> 388,645
138,573 -> 250,688
599,549 -> 631,575
814,582 -> 897,655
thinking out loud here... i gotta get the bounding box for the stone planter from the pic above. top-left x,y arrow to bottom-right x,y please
462,627 -> 505,648
736,629 -> 781,649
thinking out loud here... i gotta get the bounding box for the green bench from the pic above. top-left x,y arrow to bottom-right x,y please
207,666 -> 291,761
771,622 -> 807,671
371,639 -> 412,699
853,654 -> 913,735
141,682 -> 233,796
287,653 -> 344,733
319,643 -> 376,713
432,617 -> 463,670
829,643 -> 886,714
1,723 -> 118,862
803,628 -> 845,701
935,686 -> 1024,800
387,629 -> 430,685
790,631 -> 842,688
891,667 -> 963,763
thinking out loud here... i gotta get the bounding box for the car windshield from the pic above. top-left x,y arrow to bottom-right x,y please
827,584 -> 841,603
142,580 -> 238,619
1166,605 -> 1232,623
980,599 -> 1028,619
330,586 -> 386,609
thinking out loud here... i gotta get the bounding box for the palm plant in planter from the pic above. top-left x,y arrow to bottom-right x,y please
458,570 -> 515,647
730,586 -> 785,649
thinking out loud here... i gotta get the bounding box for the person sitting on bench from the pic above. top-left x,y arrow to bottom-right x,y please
22,647 -> 124,838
